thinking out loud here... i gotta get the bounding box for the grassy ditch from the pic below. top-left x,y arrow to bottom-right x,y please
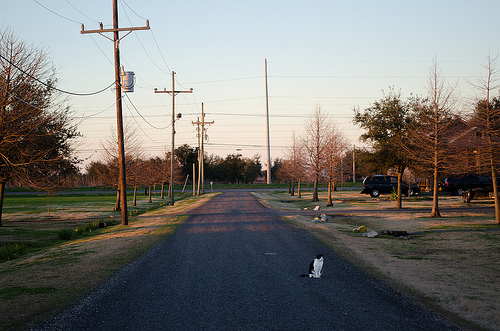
253,189 -> 500,331
0,192 -> 217,330
0,191 -> 187,263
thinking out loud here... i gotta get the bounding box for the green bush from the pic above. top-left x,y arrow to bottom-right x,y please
0,243 -> 25,262
57,229 -> 74,240
58,220 -> 109,241
74,220 -> 107,237
390,187 -> 398,201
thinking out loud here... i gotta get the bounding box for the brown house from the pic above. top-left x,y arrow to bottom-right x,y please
445,117 -> 499,176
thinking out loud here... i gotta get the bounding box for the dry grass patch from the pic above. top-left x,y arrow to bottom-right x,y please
253,190 -> 500,330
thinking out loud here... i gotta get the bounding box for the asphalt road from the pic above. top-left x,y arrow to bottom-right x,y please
36,191 -> 458,330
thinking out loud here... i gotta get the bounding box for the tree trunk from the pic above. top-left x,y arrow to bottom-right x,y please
491,171 -> 500,225
0,181 -> 5,226
431,116 -> 441,217
298,179 -> 302,199
290,179 -> 295,196
114,188 -> 121,212
488,136 -> 500,224
133,185 -> 137,206
312,175 -> 319,202
148,185 -> 152,203
431,166 -> 441,217
47,193 -> 51,217
327,180 -> 333,206
397,171 -> 403,209
160,183 -> 164,199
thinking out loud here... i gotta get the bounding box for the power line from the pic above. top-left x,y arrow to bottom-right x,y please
122,96 -> 165,144
36,0 -> 114,66
65,0 -> 100,23
33,0 -> 82,24
0,84 -> 47,112
123,93 -> 170,130
185,76 -> 262,85
87,34 -> 114,67
270,74 -> 481,80
120,3 -> 171,77
120,0 -> 148,21
0,53 -> 116,96
149,29 -> 173,74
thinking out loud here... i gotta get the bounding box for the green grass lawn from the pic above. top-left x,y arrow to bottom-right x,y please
0,190 -> 196,262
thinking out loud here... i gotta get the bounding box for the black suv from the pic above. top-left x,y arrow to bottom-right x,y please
361,175 -> 420,197
441,175 -> 493,196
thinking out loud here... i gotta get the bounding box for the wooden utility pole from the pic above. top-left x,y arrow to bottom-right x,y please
81,0 -> 149,225
154,72 -> 192,206
195,116 -> 202,197
192,163 -> 196,196
265,59 -> 271,184
353,145 -> 356,183
192,103 -> 214,195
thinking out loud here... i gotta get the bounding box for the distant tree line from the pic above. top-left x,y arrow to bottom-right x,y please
83,143 -> 264,191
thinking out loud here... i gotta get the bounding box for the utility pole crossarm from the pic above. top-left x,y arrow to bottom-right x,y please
154,87 -> 194,95
191,120 -> 215,125
81,21 -> 150,34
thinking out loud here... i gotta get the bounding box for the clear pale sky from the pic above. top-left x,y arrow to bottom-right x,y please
1,1 -> 499,171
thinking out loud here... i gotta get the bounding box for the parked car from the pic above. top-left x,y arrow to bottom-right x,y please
441,174 -> 493,196
361,175 -> 420,197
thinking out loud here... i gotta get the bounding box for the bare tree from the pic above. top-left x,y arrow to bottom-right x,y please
405,59 -> 457,217
282,131 -> 306,197
302,106 -> 332,202
0,29 -> 80,225
99,122 -> 145,211
471,54 -> 500,224
143,157 -> 165,203
325,128 -> 348,206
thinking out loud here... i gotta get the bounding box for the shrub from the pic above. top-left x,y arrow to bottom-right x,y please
75,220 -> 107,237
0,243 -> 25,262
390,187 -> 398,201
58,220 -> 109,241
57,229 -> 73,240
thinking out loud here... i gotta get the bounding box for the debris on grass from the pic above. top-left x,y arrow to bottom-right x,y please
381,230 -> 409,239
312,214 -> 332,223
353,225 -> 368,233
363,230 -> 379,238
381,230 -> 408,237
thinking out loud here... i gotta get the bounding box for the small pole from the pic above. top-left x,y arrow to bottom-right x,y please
193,163 -> 196,197
265,59 -> 271,184
352,145 -> 356,183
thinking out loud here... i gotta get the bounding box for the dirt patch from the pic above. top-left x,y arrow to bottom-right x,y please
254,190 -> 500,330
